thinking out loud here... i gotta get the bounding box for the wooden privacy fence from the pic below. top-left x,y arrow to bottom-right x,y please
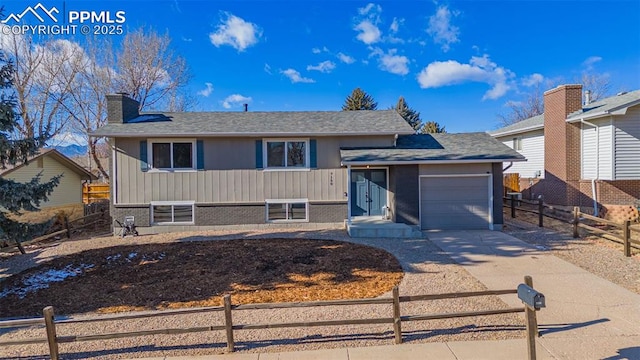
503,173 -> 520,194
572,207 -> 640,257
82,183 -> 110,204
0,277 -> 541,360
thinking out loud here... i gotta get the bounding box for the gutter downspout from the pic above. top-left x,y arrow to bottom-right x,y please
581,119 -> 599,216
503,162 -> 513,172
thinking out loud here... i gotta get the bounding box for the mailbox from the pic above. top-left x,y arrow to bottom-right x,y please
517,284 -> 545,310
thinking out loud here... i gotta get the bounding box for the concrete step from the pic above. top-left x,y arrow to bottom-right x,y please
347,222 -> 417,238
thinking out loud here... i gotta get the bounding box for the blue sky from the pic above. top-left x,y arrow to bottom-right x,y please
3,0 -> 640,133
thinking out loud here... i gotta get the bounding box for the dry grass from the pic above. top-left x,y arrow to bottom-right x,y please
8,203 -> 85,224
0,238 -> 403,317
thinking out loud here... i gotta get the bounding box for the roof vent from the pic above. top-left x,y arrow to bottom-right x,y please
584,90 -> 592,105
617,91 -> 628,96
243,103 -> 248,112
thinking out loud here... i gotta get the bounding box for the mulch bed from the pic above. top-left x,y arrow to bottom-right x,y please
0,238 -> 403,318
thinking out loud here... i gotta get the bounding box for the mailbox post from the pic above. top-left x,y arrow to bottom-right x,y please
518,275 -> 545,360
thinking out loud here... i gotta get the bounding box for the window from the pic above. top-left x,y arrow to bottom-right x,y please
513,137 -> 522,151
151,202 -> 194,224
150,140 -> 195,170
265,139 -> 308,169
266,199 -> 308,222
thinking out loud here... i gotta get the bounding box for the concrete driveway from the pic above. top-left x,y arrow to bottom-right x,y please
426,230 -> 640,360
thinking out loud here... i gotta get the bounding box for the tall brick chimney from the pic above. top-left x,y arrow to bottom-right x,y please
106,93 -> 140,124
543,84 -> 583,205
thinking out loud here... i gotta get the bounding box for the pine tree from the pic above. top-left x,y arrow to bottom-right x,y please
342,88 -> 378,110
0,50 -> 60,254
419,121 -> 447,134
393,96 -> 421,131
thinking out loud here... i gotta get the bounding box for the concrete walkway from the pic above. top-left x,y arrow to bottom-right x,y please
148,230 -> 639,360
427,230 -> 640,360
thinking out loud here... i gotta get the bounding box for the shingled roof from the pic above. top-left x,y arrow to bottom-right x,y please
91,110 -> 415,137
340,132 -> 525,165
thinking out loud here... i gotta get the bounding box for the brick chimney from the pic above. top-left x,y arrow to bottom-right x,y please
106,93 -> 140,124
543,84 -> 583,205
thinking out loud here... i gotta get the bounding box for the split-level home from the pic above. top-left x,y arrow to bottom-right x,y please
490,84 -> 640,211
92,94 -> 524,236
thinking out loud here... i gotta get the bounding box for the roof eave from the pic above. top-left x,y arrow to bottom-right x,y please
91,130 -> 416,138
489,125 -> 544,137
566,98 -> 640,122
341,158 -> 527,166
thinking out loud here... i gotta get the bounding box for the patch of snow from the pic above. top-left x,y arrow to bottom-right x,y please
0,263 -> 94,299
106,254 -> 122,262
128,252 -> 137,259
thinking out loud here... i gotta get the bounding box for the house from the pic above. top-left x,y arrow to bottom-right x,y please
0,149 -> 96,208
490,84 -> 640,211
92,93 -> 524,235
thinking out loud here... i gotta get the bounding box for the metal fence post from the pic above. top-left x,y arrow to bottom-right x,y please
537,196 -> 544,227
573,207 -> 580,238
623,220 -> 631,257
43,306 -> 59,360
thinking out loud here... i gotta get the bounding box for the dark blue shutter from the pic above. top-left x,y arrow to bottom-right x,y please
309,139 -> 317,168
196,140 -> 204,170
255,140 -> 263,169
140,140 -> 149,172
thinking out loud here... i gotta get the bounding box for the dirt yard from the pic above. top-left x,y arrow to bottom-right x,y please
0,238 -> 403,317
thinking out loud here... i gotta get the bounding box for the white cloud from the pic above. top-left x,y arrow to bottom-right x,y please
354,3 -> 382,44
209,13 -> 262,52
354,20 -> 382,44
427,5 -> 460,52
390,17 -> 400,33
312,46 -> 329,54
197,82 -> 214,97
417,54 -> 514,100
337,52 -> 356,64
222,94 -> 252,109
181,36 -> 192,42
358,3 -> 382,16
281,68 -> 315,83
582,56 -> 602,71
522,73 -> 544,87
306,60 -> 336,73
264,63 -> 272,74
378,49 -> 409,75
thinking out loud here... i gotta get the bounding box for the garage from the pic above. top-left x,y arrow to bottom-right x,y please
420,175 -> 491,230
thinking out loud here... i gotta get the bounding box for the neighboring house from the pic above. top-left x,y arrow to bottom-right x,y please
92,94 -> 523,234
0,149 -> 96,208
490,84 -> 640,209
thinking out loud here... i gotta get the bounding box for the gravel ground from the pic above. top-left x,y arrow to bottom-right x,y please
0,228 -> 525,359
503,212 -> 640,295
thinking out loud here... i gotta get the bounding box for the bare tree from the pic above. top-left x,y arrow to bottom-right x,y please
60,28 -> 192,180
116,28 -> 192,110
0,34 -> 83,140
497,83 -> 545,127
497,72 -> 613,127
578,72 -> 611,102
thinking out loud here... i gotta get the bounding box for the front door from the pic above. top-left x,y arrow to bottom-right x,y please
351,169 -> 387,217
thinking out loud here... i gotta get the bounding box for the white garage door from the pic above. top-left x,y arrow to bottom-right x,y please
420,176 -> 491,230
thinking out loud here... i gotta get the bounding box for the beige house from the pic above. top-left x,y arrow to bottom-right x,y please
0,149 -> 96,208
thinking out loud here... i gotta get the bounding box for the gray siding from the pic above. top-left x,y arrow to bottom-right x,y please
614,106 -> 640,179
390,165 -> 419,225
419,163 -> 492,175
316,136 -> 395,168
115,138 -> 349,204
